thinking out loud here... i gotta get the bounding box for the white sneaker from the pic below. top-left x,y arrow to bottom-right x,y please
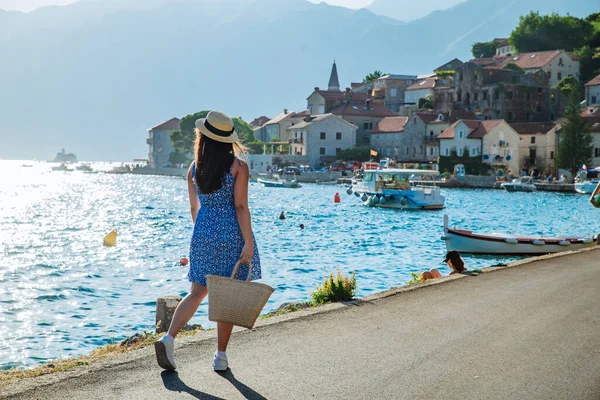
213,351 -> 228,372
155,334 -> 176,370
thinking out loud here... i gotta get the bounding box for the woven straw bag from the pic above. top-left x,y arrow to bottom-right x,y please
206,261 -> 274,329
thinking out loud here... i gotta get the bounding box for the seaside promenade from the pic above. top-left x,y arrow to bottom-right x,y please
3,249 -> 600,400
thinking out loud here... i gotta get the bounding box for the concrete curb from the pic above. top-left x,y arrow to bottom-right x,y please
3,245 -> 600,397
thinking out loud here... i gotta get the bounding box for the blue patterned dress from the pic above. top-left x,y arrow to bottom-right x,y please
188,161 -> 261,286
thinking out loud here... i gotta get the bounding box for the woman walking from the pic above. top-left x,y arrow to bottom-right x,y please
155,111 -> 261,372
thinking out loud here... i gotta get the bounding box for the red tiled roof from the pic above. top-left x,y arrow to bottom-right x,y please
406,77 -> 450,91
314,89 -> 369,102
331,103 -> 397,118
148,117 -> 180,131
371,117 -> 409,133
415,112 -> 440,124
438,119 -> 502,139
508,122 -> 556,135
447,110 -> 477,122
497,50 -> 577,70
581,105 -> 600,117
585,73 -> 600,87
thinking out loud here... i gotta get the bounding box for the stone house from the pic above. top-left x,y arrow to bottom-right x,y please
473,50 -> 580,87
434,59 -> 463,73
147,117 -> 180,168
371,74 -> 418,112
287,114 -> 357,167
249,116 -> 270,129
585,73 -> 600,105
494,38 -> 514,56
438,61 -> 566,123
509,122 -> 557,175
330,101 -> 398,147
254,110 -> 308,143
370,117 -> 409,159
404,77 -> 451,105
438,119 -> 520,175
307,87 -> 369,115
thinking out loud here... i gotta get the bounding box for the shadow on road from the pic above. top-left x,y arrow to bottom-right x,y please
160,370 -> 226,400
217,369 -> 267,400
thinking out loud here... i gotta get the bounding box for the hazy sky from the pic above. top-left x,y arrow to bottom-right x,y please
2,0 -> 374,12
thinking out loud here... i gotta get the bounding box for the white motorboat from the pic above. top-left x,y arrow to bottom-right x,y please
76,163 -> 93,172
51,163 -> 72,172
501,176 -> 536,192
574,169 -> 600,194
347,169 -> 444,210
257,176 -> 301,188
441,215 -> 598,255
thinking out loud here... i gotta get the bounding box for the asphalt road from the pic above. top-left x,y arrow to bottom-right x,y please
4,250 -> 600,400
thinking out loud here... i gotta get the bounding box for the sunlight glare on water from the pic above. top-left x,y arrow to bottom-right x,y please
1,160 -> 599,369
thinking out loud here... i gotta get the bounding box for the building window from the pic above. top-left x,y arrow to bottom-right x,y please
537,88 -> 542,94
309,106 -> 313,114
592,96 -> 597,104
459,73 -> 463,81
494,90 -> 499,100
536,105 -> 542,112
320,132 -> 326,140
557,72 -> 562,81
445,148 -> 449,156
526,112 -> 530,121
474,92 -> 479,101
336,132 -> 342,140
531,137 -> 536,144
458,147 -> 463,156
550,151 -> 554,159
558,57 -> 564,66
459,130 -> 464,139
507,111 -> 514,120
320,147 -> 326,155
336,147 -> 342,155
483,91 -> 488,100
391,88 -> 398,97
457,92 -> 462,102
596,148 -> 600,158
508,91 -> 513,100
395,134 -> 398,141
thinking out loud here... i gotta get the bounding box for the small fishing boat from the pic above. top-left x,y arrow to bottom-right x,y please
348,168 -> 444,210
441,215 -> 598,255
51,163 -> 72,172
76,163 -> 93,172
257,176 -> 301,188
501,176 -> 536,192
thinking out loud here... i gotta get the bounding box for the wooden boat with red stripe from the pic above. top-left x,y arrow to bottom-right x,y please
441,215 -> 598,255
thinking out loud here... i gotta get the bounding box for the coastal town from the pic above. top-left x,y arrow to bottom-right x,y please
142,38 -> 600,188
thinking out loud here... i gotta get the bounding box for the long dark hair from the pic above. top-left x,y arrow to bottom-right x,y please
194,131 -> 245,194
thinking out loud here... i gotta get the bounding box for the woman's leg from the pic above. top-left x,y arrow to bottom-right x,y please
168,283 -> 208,338
430,269 -> 442,279
217,322 -> 234,352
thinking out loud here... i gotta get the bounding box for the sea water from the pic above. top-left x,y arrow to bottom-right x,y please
1,160 -> 598,369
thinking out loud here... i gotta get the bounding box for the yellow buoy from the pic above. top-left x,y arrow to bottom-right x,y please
103,230 -> 117,246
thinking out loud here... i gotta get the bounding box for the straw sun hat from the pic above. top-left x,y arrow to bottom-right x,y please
195,111 -> 239,143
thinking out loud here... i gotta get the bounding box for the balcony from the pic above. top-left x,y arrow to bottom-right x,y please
423,136 -> 438,143
291,138 -> 304,144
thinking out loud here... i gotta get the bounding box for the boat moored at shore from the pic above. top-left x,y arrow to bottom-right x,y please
348,169 -> 444,210
442,215 -> 598,255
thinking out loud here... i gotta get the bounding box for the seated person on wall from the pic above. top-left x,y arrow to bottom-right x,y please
420,251 -> 467,281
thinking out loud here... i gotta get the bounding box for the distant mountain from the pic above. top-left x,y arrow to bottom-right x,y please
0,0 -> 597,160
368,0 -> 466,22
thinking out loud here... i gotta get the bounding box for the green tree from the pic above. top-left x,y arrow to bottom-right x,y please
170,111 -> 260,156
471,41 -> 496,58
336,147 -> 372,161
418,96 -> 433,109
557,88 -> 593,175
363,70 -> 387,83
554,76 -> 581,96
510,12 -> 594,53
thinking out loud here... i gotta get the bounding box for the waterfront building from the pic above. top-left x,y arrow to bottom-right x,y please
147,117 -> 180,169
438,119 -> 520,175
287,114 -> 357,167
585,73 -> 600,105
580,105 -> 600,166
509,122 -> 557,175
370,117 -> 408,160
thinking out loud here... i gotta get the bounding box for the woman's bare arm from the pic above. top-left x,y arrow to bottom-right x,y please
233,159 -> 254,264
188,163 -> 200,223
